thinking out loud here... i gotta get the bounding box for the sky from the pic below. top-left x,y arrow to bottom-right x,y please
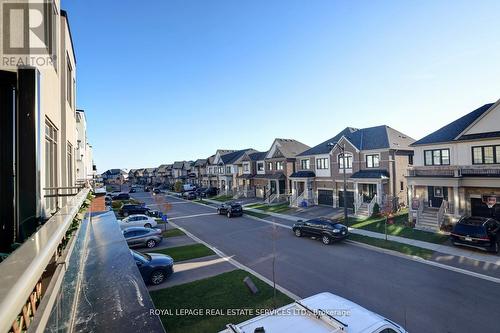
63,0 -> 500,172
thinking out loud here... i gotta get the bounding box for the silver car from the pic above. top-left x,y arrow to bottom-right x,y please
123,227 -> 163,248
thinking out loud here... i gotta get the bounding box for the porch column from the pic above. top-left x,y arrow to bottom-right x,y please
376,182 -> 382,204
353,181 -> 360,208
453,186 -> 459,215
291,180 -> 296,196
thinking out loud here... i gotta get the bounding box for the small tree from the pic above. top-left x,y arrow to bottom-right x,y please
174,181 -> 183,193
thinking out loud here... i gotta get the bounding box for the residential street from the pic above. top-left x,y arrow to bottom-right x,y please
134,192 -> 500,333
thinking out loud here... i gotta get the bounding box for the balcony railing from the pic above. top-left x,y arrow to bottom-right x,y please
408,165 -> 500,178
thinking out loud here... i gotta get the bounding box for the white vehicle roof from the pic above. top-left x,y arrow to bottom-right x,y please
220,292 -> 405,333
122,214 -> 149,219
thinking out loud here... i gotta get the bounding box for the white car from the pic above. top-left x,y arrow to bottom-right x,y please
118,214 -> 157,230
220,292 -> 407,333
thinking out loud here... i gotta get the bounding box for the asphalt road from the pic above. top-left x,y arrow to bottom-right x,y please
134,192 -> 500,333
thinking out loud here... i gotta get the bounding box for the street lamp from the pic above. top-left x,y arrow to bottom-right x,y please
328,141 -> 349,226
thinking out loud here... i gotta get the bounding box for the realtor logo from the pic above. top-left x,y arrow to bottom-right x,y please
2,0 -> 56,66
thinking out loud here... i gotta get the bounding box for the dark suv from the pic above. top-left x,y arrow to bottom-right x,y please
451,216 -> 500,253
292,218 -> 348,245
112,193 -> 130,200
120,204 -> 150,217
217,202 -> 243,218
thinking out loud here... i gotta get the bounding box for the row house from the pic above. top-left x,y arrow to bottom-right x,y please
293,126 -> 414,216
193,159 -> 208,186
156,164 -> 173,184
251,139 -> 310,203
205,150 -> 235,188
75,110 -> 95,184
236,151 -> 268,198
212,149 -> 257,195
407,101 -> 500,231
0,3 -> 95,248
143,168 -> 157,185
102,169 -> 128,185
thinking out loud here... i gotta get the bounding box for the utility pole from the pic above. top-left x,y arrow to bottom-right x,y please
328,142 -> 349,227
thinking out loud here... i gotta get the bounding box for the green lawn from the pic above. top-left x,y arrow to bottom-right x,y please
245,202 -> 291,214
162,228 -> 186,238
151,244 -> 215,262
243,210 -> 270,219
150,269 -> 293,333
212,195 -> 234,202
349,212 -> 449,244
349,234 -> 434,260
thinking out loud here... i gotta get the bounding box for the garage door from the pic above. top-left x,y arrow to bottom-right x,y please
339,191 -> 354,209
471,198 -> 500,220
318,190 -> 333,206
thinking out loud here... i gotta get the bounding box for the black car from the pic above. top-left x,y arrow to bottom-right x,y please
131,250 -> 174,285
203,187 -> 218,197
451,216 -> 500,253
292,218 -> 348,245
123,227 -> 163,248
112,193 -> 130,200
120,204 -> 150,217
217,202 -> 243,218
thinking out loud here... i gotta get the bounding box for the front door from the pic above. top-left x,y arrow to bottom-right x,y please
270,180 -> 277,195
361,184 -> 377,202
427,186 -> 447,208
297,182 -> 305,195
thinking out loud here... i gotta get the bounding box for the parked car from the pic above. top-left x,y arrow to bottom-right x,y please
183,184 -> 196,192
153,188 -> 162,194
147,209 -> 163,218
123,226 -> 162,248
292,218 -> 348,245
131,250 -> 173,285
112,193 -> 130,201
120,204 -> 150,217
129,188 -> 136,193
202,187 -> 218,197
217,202 -> 243,218
183,191 -> 197,200
218,292 -> 407,333
119,214 -> 157,229
104,196 -> 112,206
450,216 -> 500,253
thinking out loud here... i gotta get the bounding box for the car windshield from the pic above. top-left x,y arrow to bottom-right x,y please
454,223 -> 487,237
131,250 -> 151,262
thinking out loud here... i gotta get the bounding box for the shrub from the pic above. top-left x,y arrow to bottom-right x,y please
112,201 -> 123,209
371,202 -> 380,217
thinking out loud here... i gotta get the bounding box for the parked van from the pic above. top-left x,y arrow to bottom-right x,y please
220,292 -> 407,333
182,184 -> 196,192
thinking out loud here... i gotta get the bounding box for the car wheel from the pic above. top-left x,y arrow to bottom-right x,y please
150,270 -> 166,285
227,212 -> 231,218
322,235 -> 331,245
144,223 -> 152,228
294,229 -> 302,237
146,239 -> 157,248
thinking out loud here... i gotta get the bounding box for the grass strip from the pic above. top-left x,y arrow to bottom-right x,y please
162,228 -> 186,238
349,234 -> 434,260
150,269 -> 292,333
151,243 -> 215,262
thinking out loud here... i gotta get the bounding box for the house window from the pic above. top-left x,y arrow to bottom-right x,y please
243,163 -> 249,172
338,153 -> 353,169
268,162 -> 273,171
408,154 -> 414,165
257,162 -> 264,171
424,149 -> 450,166
67,55 -> 73,106
472,145 -> 500,164
276,161 -> 284,170
300,159 -> 310,170
316,158 -> 329,170
226,166 -> 231,174
366,154 -> 380,168
45,120 -> 58,213
400,181 -> 404,191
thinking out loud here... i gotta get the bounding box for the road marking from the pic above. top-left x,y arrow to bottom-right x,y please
167,194 -> 500,283
169,221 -> 300,301
169,212 -> 218,221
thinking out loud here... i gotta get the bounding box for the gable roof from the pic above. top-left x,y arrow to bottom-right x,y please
266,139 -> 310,159
412,103 -> 495,146
298,125 -> 414,156
172,161 -> 184,169
249,151 -> 267,161
220,149 -> 256,164
194,159 -> 207,167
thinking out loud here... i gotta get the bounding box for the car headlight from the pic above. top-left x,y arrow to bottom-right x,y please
332,229 -> 340,233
